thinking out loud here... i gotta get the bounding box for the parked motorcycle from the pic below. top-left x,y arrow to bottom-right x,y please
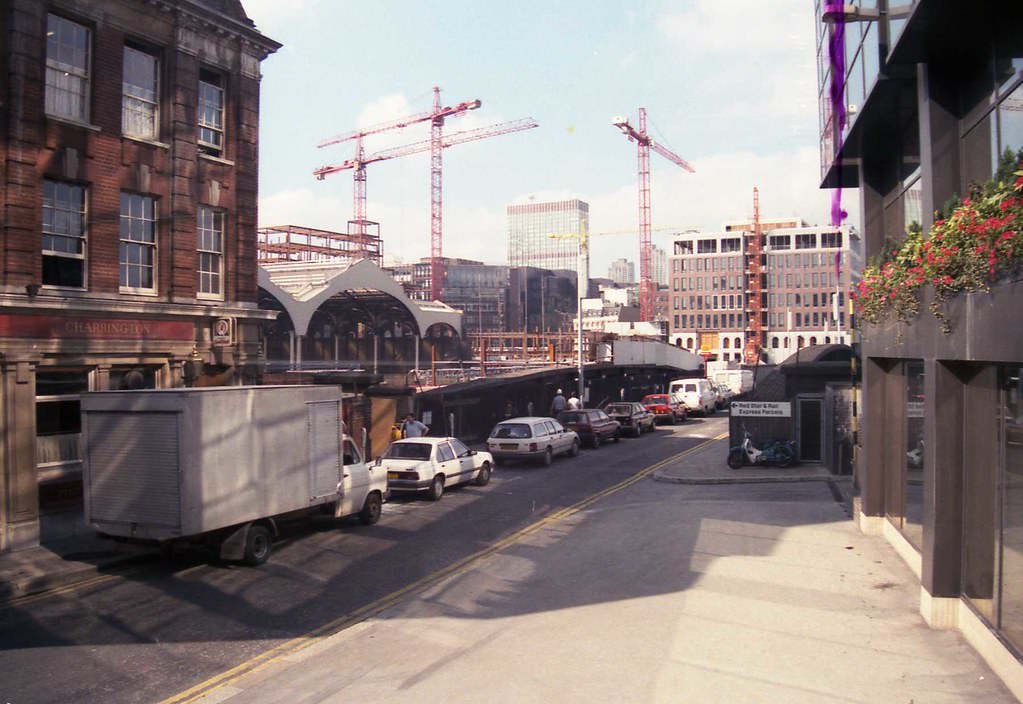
727,431 -> 797,469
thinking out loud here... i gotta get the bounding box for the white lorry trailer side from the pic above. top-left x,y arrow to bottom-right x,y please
81,385 -> 387,565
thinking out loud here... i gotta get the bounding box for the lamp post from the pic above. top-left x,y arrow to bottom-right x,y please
548,220 -> 588,403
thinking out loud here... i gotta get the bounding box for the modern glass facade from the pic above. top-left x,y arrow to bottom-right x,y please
818,0 -> 1023,680
507,199 -> 588,273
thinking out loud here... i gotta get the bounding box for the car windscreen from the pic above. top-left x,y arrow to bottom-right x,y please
383,442 -> 432,460
604,404 -> 631,414
558,412 -> 586,424
644,396 -> 667,404
490,423 -> 531,439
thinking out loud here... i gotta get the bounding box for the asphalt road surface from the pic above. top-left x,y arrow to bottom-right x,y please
0,414 -> 726,704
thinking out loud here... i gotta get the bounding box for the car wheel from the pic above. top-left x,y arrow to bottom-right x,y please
242,524 -> 272,566
541,447 -> 553,467
428,475 -> 445,501
613,430 -> 621,443
592,434 -> 601,449
359,492 -> 383,525
474,462 -> 492,486
632,426 -> 641,438
568,439 -> 579,457
727,449 -> 745,469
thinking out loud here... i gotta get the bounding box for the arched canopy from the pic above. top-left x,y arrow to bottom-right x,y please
258,259 -> 462,339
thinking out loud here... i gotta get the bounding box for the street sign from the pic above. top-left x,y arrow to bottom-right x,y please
729,401 -> 791,417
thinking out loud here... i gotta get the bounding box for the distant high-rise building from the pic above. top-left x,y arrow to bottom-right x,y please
507,199 -> 588,272
608,258 -> 635,285
651,245 -> 668,287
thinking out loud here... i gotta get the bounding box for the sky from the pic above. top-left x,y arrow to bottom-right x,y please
243,0 -> 853,277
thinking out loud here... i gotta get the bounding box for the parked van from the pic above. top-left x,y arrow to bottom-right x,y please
712,369 -> 754,396
668,378 -> 717,416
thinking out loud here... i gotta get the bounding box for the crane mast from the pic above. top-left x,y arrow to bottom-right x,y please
743,187 -> 764,365
612,109 -> 694,321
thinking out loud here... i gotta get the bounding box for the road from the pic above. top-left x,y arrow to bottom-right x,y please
0,414 -> 725,704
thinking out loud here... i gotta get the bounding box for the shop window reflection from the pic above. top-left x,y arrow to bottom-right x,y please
1001,367 -> 1023,650
904,361 -> 925,549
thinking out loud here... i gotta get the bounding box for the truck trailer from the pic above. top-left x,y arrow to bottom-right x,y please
81,385 -> 387,565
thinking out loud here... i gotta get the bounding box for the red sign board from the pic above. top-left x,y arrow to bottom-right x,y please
0,314 -> 194,341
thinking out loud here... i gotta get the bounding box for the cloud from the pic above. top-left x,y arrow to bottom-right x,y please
658,0 -> 809,55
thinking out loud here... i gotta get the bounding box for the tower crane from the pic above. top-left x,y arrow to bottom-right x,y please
612,109 -> 695,321
314,87 -> 481,260
316,87 -> 538,300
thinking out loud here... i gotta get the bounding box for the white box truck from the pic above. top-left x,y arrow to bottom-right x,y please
81,385 -> 388,565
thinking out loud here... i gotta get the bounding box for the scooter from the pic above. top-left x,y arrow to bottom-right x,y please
727,431 -> 797,469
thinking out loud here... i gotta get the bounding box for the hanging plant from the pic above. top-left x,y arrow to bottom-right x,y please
853,158 -> 1023,334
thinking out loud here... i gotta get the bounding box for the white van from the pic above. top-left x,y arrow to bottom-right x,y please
669,378 -> 717,416
712,369 -> 754,396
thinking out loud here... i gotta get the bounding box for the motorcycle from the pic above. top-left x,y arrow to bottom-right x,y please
727,431 -> 797,469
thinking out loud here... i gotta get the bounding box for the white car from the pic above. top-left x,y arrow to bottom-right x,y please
486,416 -> 580,466
378,437 -> 493,500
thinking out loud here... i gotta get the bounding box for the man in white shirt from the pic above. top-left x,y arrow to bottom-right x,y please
402,413 -> 429,438
567,392 -> 581,409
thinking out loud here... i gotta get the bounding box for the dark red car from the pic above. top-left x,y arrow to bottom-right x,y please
640,394 -> 687,424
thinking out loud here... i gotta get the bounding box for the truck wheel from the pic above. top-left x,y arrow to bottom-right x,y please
359,492 -> 383,525
428,475 -> 445,501
727,449 -> 746,470
475,462 -> 492,486
243,525 -> 272,566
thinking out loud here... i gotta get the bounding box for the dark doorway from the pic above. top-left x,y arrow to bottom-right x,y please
797,396 -> 823,462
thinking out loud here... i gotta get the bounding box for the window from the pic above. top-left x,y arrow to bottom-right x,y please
120,193 -> 156,291
721,237 -> 741,253
197,206 -> 224,297
42,180 -> 87,288
123,45 -> 159,139
769,235 -> 791,250
198,69 -> 224,156
796,233 -> 817,249
46,14 -> 90,122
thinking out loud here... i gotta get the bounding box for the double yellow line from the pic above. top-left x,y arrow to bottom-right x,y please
158,432 -> 723,703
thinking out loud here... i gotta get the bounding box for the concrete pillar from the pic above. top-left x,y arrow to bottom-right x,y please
917,62 -> 961,233
0,357 -> 40,552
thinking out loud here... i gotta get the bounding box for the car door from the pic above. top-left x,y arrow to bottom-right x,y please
449,437 -> 478,485
338,437 -> 369,517
543,419 -> 566,454
436,441 -> 461,484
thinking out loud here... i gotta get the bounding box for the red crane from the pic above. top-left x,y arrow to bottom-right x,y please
744,187 -> 764,366
612,109 -> 695,321
315,87 -> 481,259
316,87 -> 538,300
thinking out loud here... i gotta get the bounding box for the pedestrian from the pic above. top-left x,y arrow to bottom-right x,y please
504,400 -> 515,419
552,386 -> 568,415
401,413 -> 429,438
567,392 -> 581,410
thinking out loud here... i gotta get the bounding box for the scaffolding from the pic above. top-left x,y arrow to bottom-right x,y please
257,223 -> 383,265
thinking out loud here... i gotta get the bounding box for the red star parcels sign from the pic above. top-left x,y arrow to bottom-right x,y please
0,315 -> 194,341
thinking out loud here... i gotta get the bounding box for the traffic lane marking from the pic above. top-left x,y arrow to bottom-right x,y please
159,432 -> 726,704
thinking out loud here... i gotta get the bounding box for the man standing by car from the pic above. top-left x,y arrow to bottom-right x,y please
401,413 -> 429,438
550,388 -> 567,417
567,392 -> 581,409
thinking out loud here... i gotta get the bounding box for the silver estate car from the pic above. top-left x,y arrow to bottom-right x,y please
486,416 -> 580,466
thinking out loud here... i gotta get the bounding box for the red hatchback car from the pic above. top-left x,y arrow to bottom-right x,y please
640,394 -> 687,424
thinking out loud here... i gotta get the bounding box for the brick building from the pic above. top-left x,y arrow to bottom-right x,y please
0,0 -> 279,552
